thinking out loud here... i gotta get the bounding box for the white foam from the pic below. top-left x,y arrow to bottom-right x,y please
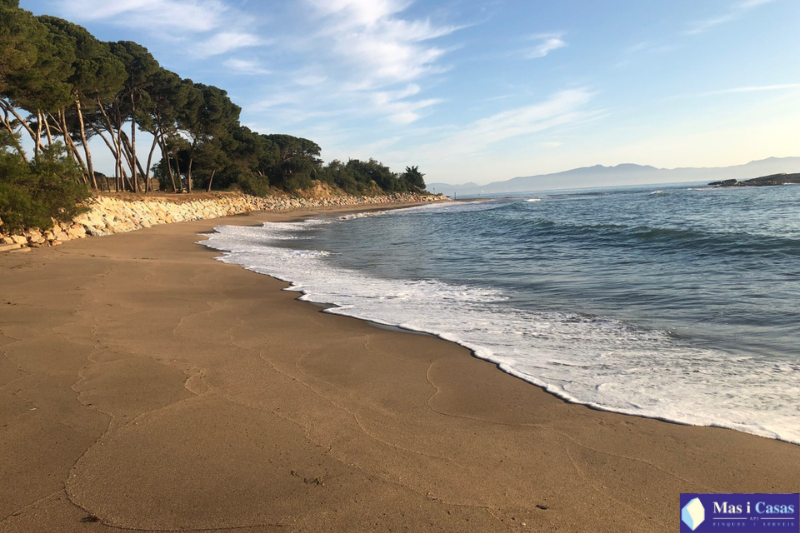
526,198 -> 542,202
202,220 -> 800,445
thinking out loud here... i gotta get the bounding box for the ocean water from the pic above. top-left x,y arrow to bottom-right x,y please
202,183 -> 800,444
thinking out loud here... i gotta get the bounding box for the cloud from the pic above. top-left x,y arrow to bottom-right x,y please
54,0 -> 235,32
696,84 -> 800,97
304,0 -> 459,87
49,0 -> 261,57
194,32 -> 265,58
255,0 -> 460,125
526,33 -> 567,59
429,88 -> 596,158
370,85 -> 441,124
687,0 -> 778,34
223,58 -> 270,75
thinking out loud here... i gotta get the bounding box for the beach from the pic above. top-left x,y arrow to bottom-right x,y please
2,205 -> 799,533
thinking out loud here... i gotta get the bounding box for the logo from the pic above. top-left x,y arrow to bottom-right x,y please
682,497 -> 705,531
680,493 -> 799,533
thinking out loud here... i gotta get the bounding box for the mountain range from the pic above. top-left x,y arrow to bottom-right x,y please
426,157 -> 800,197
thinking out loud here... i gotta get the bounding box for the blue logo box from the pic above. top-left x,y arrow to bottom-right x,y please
681,493 -> 799,532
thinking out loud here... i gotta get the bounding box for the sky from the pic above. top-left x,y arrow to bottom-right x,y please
19,0 -> 800,185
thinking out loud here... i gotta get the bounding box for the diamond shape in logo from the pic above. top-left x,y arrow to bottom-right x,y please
682,497 -> 705,531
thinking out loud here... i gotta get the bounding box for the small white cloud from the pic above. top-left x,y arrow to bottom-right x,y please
194,32 -> 265,58
223,58 -> 270,75
541,141 -> 562,148
526,33 -> 567,59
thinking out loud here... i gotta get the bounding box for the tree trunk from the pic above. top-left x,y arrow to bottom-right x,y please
43,113 -> 54,146
187,137 -> 197,193
145,131 -> 160,193
157,131 -> 178,193
34,110 -> 43,159
120,131 -> 147,180
58,109 -> 89,183
89,123 -> 117,159
187,158 -> 194,193
0,108 -> 28,163
0,99 -> 39,151
172,147 -> 182,191
206,169 -> 216,192
159,131 -> 178,192
97,98 -> 123,184
74,98 -> 98,189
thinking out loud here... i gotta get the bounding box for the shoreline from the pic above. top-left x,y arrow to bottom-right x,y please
2,205 -> 799,532
208,204 -> 799,447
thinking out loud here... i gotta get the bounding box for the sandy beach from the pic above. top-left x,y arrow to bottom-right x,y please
2,205 -> 799,533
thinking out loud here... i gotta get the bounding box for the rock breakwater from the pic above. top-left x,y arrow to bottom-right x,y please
0,192 -> 447,252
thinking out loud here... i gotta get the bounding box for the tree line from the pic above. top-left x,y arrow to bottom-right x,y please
0,0 -> 426,206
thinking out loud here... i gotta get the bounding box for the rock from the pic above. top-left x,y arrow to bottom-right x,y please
0,243 -> 23,252
10,235 -> 27,245
67,226 -> 86,239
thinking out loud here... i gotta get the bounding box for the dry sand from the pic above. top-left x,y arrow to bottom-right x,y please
1,205 -> 799,532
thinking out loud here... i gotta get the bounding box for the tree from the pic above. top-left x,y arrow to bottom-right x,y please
263,134 -> 321,190
140,68 -> 187,191
177,81 -> 240,192
401,165 -> 426,192
37,16 -> 126,188
0,5 -> 74,161
109,41 -> 159,192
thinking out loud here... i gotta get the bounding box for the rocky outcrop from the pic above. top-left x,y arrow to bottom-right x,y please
0,192 -> 448,251
710,173 -> 800,187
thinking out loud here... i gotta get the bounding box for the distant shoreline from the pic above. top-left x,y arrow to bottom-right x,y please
710,172 -> 800,187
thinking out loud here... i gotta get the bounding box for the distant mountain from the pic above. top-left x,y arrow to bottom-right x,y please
426,157 -> 800,197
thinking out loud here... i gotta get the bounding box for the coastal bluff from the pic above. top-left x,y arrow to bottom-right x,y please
710,172 -> 800,187
0,191 -> 447,252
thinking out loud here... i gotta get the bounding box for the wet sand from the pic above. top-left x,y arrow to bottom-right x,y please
2,206 -> 799,532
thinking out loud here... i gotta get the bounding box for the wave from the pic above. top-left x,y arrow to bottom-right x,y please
201,219 -> 800,445
498,206 -> 800,258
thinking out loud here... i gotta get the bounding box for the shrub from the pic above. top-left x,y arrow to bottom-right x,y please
0,143 -> 90,232
235,171 -> 270,197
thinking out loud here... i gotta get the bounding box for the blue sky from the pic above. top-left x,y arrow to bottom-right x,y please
21,0 -> 800,185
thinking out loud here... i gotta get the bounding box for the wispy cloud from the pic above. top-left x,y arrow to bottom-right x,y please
223,58 -> 270,76
525,33 -> 567,59
696,84 -> 800,97
194,33 -> 266,58
428,88 -> 596,158
255,0 -> 460,126
50,0 -> 261,56
687,0 -> 778,34
370,84 -> 442,124
305,0 -> 460,86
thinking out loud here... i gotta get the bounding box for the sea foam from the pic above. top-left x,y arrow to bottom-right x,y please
202,216 -> 800,445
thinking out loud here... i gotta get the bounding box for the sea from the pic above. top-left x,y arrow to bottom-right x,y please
202,182 -> 800,445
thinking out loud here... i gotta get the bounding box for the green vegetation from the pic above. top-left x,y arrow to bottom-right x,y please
0,133 -> 89,231
0,1 -> 428,232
